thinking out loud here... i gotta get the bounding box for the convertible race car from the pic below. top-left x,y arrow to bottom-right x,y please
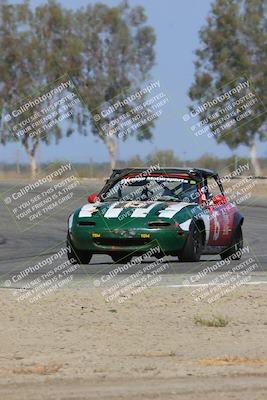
67,167 -> 244,263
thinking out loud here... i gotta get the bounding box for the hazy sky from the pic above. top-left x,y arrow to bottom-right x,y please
3,0 -> 266,164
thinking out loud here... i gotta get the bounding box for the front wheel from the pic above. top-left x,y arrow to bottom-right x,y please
67,235 -> 92,265
220,226 -> 243,260
178,224 -> 203,262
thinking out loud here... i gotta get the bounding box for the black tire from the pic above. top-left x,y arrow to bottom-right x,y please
111,254 -> 132,264
67,235 -> 92,265
220,225 -> 243,260
178,224 -> 203,262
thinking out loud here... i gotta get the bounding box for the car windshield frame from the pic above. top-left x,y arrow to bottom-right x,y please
99,174 -> 201,203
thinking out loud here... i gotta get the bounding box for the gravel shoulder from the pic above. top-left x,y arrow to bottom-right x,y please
0,285 -> 267,399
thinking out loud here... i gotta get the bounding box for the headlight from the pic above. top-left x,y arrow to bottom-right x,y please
68,214 -> 74,232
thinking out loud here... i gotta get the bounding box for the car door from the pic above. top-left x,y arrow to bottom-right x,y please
204,177 -> 235,246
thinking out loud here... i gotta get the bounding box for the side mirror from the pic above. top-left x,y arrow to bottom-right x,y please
88,193 -> 99,203
213,194 -> 228,205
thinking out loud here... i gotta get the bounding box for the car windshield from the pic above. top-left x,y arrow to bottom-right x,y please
102,176 -> 200,203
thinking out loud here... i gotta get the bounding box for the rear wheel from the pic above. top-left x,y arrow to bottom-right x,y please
220,226 -> 243,260
67,235 -> 92,265
178,224 -> 203,262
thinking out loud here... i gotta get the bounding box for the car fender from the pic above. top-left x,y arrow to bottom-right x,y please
232,211 -> 244,233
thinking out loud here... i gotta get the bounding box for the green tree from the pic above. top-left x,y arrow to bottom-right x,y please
0,0 -> 156,176
71,1 -> 156,171
189,0 -> 266,175
0,0 -> 73,177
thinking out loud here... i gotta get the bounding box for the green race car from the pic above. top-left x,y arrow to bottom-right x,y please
67,167 -> 244,264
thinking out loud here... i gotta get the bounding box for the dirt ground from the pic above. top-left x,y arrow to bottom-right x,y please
0,285 -> 267,400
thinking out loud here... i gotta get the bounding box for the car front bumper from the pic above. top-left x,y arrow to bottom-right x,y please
69,226 -> 188,256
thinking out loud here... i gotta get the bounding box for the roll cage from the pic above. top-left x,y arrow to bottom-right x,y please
98,167 -> 224,202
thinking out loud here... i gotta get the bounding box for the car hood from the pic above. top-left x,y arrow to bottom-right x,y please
77,200 -> 196,223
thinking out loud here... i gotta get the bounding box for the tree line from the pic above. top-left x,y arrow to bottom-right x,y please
0,0 -> 266,177
0,0 -> 155,176
189,0 -> 266,175
2,151 -> 266,179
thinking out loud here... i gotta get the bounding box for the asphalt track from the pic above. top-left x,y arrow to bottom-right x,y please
0,181 -> 266,290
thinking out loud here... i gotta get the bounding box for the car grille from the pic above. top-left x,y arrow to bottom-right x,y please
93,237 -> 151,246
79,221 -> 96,226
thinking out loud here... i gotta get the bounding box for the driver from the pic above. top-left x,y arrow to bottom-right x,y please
159,182 -> 182,197
140,180 -> 154,200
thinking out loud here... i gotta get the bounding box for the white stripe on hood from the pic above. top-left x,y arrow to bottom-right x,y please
158,202 -> 192,219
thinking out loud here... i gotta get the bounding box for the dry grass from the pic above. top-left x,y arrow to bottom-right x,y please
194,315 -> 230,327
128,351 -> 176,358
0,363 -> 62,375
197,357 -> 267,366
